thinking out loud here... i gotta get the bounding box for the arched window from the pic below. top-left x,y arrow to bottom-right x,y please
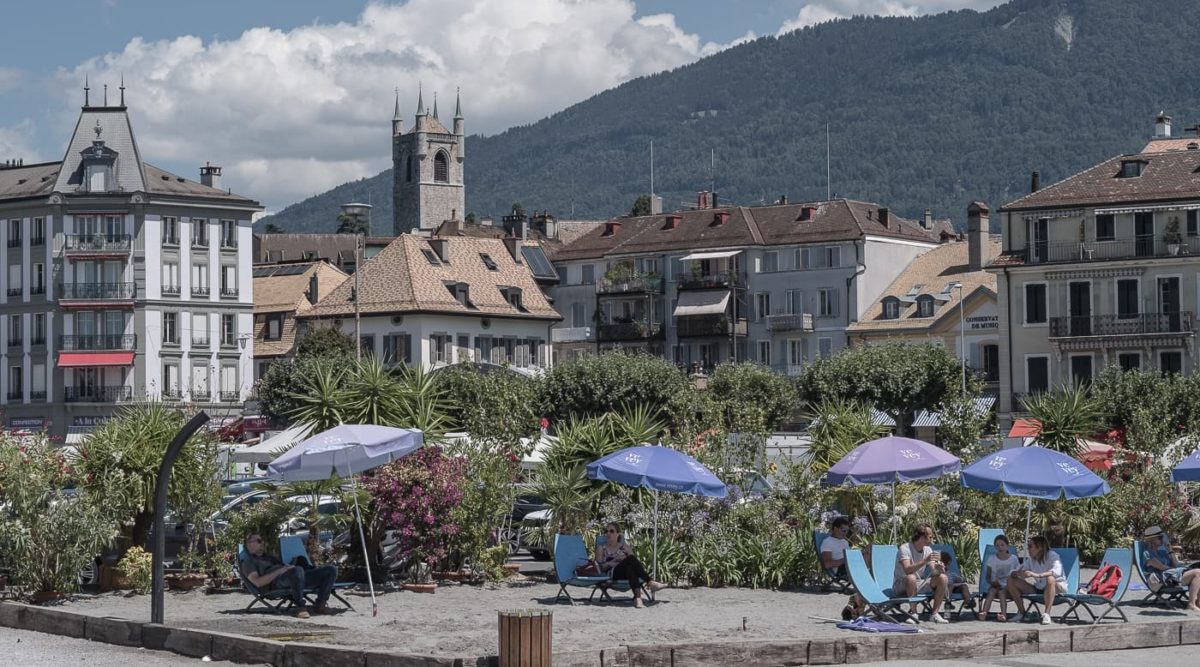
405,155 -> 414,182
433,150 -> 449,183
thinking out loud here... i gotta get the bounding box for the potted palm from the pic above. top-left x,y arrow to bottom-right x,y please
1165,217 -> 1183,255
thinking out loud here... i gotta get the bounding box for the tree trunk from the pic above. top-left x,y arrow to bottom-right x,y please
130,508 -> 153,555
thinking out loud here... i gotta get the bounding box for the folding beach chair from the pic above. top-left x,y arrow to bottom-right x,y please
1022,547 -> 1079,618
976,545 -> 1014,618
814,530 -> 853,593
236,545 -> 299,613
1059,547 -> 1131,624
278,535 -> 357,612
1133,540 -> 1188,607
846,549 -> 925,624
554,533 -> 616,604
869,544 -> 898,592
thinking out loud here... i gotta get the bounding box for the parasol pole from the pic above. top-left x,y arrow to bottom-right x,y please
890,481 -> 897,544
1022,497 -> 1032,562
652,489 -> 659,580
351,471 -> 378,617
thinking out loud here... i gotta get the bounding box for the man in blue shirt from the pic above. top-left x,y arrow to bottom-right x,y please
1142,525 -> 1183,589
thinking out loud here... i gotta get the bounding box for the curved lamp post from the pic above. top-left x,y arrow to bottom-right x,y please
151,411 -> 210,624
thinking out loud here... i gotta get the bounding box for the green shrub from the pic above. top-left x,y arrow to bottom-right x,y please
118,546 -> 153,594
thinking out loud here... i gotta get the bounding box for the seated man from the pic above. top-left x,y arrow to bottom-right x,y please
240,533 -> 337,618
893,523 -> 949,623
820,516 -> 851,579
1142,525 -> 1184,590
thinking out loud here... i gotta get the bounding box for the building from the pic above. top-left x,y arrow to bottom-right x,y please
991,113 -> 1200,426
252,233 -> 395,273
548,197 -> 950,372
392,89 -> 465,235
251,259 -> 350,380
299,233 -> 560,371
848,203 -> 1002,391
0,85 -> 259,440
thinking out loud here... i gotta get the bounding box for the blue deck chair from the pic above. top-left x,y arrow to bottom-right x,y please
554,533 -> 615,604
591,534 -> 649,602
978,528 -> 1005,566
1133,540 -> 1188,607
1059,547 -> 1131,624
236,545 -> 299,613
976,545 -> 1015,617
1022,547 -> 1079,618
846,549 -> 924,624
870,544 -> 897,592
278,535 -> 357,612
813,531 -> 852,593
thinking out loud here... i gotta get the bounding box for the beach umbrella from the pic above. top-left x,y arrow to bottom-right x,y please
961,446 -> 1110,551
824,436 -> 961,541
268,424 -> 424,616
587,444 -> 726,577
1171,447 -> 1200,482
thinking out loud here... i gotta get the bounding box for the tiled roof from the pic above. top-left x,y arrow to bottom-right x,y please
253,261 -> 349,358
848,238 -> 1000,333
301,235 -> 561,321
253,234 -> 397,264
54,107 -> 146,193
548,199 -> 944,261
1142,137 -> 1200,153
1002,149 -> 1200,211
0,162 -> 59,201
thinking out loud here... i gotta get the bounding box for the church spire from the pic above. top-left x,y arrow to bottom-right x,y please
393,87 -> 401,120
432,92 -> 438,119
454,87 -> 462,119
416,82 -> 425,115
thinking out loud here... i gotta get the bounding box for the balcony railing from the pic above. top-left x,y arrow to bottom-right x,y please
597,321 -> 664,342
7,237 -> 21,248
6,288 -> 20,297
163,284 -> 181,296
551,326 -> 593,343
1024,237 -> 1200,265
31,235 -> 45,247
30,390 -> 46,401
192,390 -> 211,402
192,337 -> 210,349
597,274 -> 663,295
677,271 -> 743,291
58,334 -> 138,351
219,391 -> 240,403
6,390 -> 22,400
220,287 -> 239,298
676,315 -> 748,338
221,237 -> 237,249
64,386 -> 133,403
765,313 -> 814,333
1048,312 -> 1194,338
59,282 -> 136,300
192,237 -> 209,248
192,286 -> 210,297
31,284 -> 44,295
163,389 -> 182,401
768,363 -> 807,377
6,338 -> 21,348
64,234 -> 132,253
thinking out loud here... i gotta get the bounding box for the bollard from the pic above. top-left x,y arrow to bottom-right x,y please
497,608 -> 551,667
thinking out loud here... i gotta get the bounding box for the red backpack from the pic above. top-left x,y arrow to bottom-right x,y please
1085,564 -> 1122,599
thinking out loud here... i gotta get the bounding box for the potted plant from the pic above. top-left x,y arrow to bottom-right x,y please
1165,217 -> 1183,255
166,548 -> 210,591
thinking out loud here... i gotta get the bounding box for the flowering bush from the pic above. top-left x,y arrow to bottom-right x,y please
118,546 -> 153,594
367,446 -> 466,569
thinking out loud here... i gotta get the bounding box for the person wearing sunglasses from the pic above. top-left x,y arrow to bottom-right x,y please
596,522 -> 665,608
241,533 -> 337,618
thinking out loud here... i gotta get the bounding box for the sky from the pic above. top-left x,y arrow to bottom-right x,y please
0,0 -> 1002,212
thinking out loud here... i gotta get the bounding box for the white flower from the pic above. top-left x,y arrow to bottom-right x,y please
886,515 -> 903,526
873,502 -> 889,515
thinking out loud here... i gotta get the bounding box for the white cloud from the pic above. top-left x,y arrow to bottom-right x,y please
0,67 -> 25,94
777,1 -> 1002,34
0,119 -> 39,163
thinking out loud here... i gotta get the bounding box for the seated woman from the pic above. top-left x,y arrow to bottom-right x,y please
1007,536 -> 1066,625
596,522 -> 665,608
1142,525 -> 1184,589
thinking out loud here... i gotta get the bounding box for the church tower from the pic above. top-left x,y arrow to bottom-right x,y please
392,86 -> 465,235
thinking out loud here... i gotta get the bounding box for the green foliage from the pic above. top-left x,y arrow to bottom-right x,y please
1023,382 -> 1103,455
1090,367 -> 1200,456
435,363 -> 540,448
117,546 -> 153,594
479,545 -> 510,584
803,398 -> 887,477
0,437 -> 119,594
213,497 -> 296,569
443,436 -> 523,575
258,326 -> 357,422
335,212 -> 370,235
629,194 -> 652,217
801,343 -> 973,433
708,362 -> 799,433
936,392 -> 996,460
535,351 -> 693,424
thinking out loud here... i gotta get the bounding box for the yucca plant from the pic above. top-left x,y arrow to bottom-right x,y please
1023,381 -> 1104,456
802,397 -> 888,476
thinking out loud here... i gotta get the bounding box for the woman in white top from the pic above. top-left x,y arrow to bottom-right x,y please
978,533 -> 1018,621
1007,535 -> 1065,625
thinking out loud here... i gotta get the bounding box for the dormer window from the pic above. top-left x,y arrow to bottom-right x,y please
1119,159 -> 1146,178
79,121 -> 118,193
502,286 -> 526,312
882,298 -> 900,320
916,295 -> 935,318
445,281 -> 474,309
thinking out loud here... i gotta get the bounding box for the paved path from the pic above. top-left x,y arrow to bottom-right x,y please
863,644 -> 1197,667
0,627 -> 242,666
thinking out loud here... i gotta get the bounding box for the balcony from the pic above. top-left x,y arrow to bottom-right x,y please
6,288 -> 20,297
31,235 -> 45,247
6,390 -> 21,400
676,315 -> 748,338
64,234 -> 132,256
220,391 -> 240,403
7,338 -> 21,348
59,334 -> 137,351
597,274 -> 663,295
30,390 -> 46,401
192,390 -> 211,402
192,286 -> 210,297
31,336 -> 45,346
162,284 -> 181,296
220,287 -> 239,298
677,270 -> 744,291
7,237 -> 21,248
598,321 -> 664,342
59,282 -> 136,302
551,326 -> 593,343
1024,237 -> 1200,265
64,386 -> 133,403
765,313 -> 815,333
1048,312 -> 1194,339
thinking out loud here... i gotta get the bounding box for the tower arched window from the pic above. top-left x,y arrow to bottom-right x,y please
405,155 -> 414,182
433,150 -> 449,183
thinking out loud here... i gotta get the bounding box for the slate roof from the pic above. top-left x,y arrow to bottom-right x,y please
0,162 -> 59,201
848,238 -> 1000,333
54,107 -> 147,193
253,260 -> 350,358
1002,149 -> 1200,212
301,235 -> 561,321
548,199 -> 944,261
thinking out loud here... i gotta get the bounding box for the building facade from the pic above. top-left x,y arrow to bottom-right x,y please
548,198 -> 949,373
0,90 -> 259,440
392,89 -> 465,235
252,259 -> 350,380
991,114 -> 1200,426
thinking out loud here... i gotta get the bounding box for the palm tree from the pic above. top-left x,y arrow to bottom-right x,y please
802,397 -> 888,476
1023,382 -> 1104,456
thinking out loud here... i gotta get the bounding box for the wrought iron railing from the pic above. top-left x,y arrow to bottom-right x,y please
677,271 -> 743,291
64,386 -> 133,402
59,282 -> 136,300
64,234 -> 132,252
58,334 -> 137,351
765,313 -> 814,333
1024,237 -> 1200,264
1048,311 -> 1194,338
676,315 -> 748,337
597,274 -> 663,295
597,321 -> 664,342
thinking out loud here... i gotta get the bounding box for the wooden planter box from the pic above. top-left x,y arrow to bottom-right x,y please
165,573 -> 208,592
99,564 -> 131,592
402,582 -> 437,594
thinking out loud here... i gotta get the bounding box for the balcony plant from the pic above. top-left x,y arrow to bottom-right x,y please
1164,216 -> 1183,255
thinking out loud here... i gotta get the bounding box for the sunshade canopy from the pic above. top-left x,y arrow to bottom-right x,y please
825,436 -> 960,486
1172,448 -> 1200,482
961,446 -> 1110,500
673,290 -> 730,317
587,444 -> 726,497
57,351 -> 134,367
679,250 -> 741,261
267,424 -> 423,482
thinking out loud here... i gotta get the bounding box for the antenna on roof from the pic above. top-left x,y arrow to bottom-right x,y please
119,73 -> 125,106
826,122 -> 831,201
710,148 -> 715,196
103,83 -> 108,106
84,74 -> 90,106
650,140 -> 654,196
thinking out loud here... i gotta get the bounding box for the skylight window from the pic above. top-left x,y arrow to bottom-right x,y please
421,249 -> 441,266
480,253 -> 498,271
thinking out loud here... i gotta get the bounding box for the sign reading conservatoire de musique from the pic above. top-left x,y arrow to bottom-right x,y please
9,417 -> 46,429
966,315 -> 998,330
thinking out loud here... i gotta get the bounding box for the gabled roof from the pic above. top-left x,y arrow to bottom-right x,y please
1002,149 -> 1200,212
302,235 -> 560,321
54,107 -> 147,193
253,260 -> 349,358
144,164 -> 259,203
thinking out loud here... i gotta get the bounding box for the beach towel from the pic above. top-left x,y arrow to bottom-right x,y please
836,617 -> 920,634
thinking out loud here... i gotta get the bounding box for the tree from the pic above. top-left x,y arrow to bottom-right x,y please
936,392 -> 994,460
629,194 -> 652,217
257,326 -> 357,421
708,362 -> 799,433
465,212 -> 477,225
1023,382 -> 1104,456
535,351 -> 693,425
435,364 -> 539,449
263,222 -> 283,234
510,202 -> 526,218
335,212 -> 370,235
800,342 -> 973,434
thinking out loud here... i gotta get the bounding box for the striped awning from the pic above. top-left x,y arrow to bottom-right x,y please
1094,202 -> 1200,215
913,395 -> 997,428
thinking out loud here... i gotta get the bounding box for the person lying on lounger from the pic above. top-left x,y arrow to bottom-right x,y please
241,533 -> 337,618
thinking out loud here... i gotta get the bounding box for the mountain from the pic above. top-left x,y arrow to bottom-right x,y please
261,0 -> 1200,234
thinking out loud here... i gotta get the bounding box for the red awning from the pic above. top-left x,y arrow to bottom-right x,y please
1008,418 -> 1041,439
57,352 -> 135,367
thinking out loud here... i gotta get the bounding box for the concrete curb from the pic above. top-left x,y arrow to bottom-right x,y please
3,600 -> 1200,666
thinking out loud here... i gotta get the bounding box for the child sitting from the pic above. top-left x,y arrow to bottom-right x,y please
939,551 -> 975,615
977,534 -> 1018,622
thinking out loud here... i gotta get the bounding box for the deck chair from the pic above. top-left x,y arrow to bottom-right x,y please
236,545 -> 300,613
932,543 -> 972,612
813,531 -> 853,593
1059,547 -> 1131,624
1133,540 -> 1188,607
1022,547 -> 1079,618
976,545 -> 1015,618
978,528 -> 1005,566
278,535 -> 357,612
590,534 -> 647,602
846,549 -> 924,624
870,544 -> 897,592
554,533 -> 615,604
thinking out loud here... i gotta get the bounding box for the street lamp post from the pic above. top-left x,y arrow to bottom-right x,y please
341,203 -> 373,362
953,282 -> 966,395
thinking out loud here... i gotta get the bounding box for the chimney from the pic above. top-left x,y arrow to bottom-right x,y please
798,205 -> 817,221
922,209 -> 933,230
1030,170 -> 1041,193
878,207 -> 890,228
711,191 -> 719,209
428,238 -> 449,262
1155,111 -> 1172,139
663,213 -> 682,230
650,195 -> 663,215
440,217 -> 461,236
502,236 -> 521,263
307,274 -> 319,305
696,191 -> 710,210
967,201 -> 992,271
200,163 -> 221,189
779,194 -> 788,205
602,221 -> 621,237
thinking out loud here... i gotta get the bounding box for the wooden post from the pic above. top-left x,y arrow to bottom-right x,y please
498,609 -> 551,667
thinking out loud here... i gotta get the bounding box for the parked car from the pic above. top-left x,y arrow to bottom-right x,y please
502,490 -> 549,555
520,508 -> 553,561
